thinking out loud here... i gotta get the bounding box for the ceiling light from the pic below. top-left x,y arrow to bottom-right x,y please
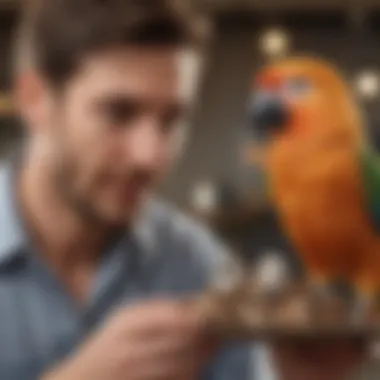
355,71 -> 379,99
259,28 -> 290,58
254,250 -> 290,292
190,181 -> 217,213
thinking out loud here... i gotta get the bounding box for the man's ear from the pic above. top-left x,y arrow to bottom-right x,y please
0,93 -> 14,116
14,71 -> 52,133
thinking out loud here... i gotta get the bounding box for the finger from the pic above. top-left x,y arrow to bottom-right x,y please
132,352 -> 207,380
122,333 -> 216,373
129,333 -> 206,363
111,300 -> 200,335
129,324 -> 218,364
130,304 -> 204,338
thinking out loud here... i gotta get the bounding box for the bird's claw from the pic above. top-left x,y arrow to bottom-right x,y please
307,281 -> 333,324
351,294 -> 373,325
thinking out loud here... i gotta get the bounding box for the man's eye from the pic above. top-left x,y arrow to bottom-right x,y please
101,101 -> 139,125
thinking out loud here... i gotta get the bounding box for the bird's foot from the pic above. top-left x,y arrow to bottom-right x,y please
306,279 -> 333,325
351,274 -> 378,324
351,293 -> 374,325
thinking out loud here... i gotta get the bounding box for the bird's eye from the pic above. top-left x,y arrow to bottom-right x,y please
283,77 -> 312,97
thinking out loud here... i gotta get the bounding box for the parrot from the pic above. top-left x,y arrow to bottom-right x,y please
246,56 -> 380,320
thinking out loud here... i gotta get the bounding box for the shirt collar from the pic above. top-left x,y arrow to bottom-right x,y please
0,159 -> 27,266
132,197 -> 162,260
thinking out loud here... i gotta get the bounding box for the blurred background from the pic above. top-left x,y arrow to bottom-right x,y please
1,0 -> 380,279
1,1 -> 380,379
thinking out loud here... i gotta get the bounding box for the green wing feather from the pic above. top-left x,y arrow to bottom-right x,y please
361,146 -> 380,231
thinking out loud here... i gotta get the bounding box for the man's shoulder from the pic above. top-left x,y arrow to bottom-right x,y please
138,198 -> 229,281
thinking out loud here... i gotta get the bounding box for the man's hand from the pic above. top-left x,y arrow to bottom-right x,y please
272,337 -> 367,380
43,300 -> 216,380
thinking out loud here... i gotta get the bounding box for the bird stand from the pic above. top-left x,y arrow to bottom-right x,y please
190,254 -> 380,341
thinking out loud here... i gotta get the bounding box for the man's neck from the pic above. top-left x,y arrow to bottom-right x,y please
17,150 -> 109,269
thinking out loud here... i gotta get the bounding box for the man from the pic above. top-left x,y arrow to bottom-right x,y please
0,0 -> 365,379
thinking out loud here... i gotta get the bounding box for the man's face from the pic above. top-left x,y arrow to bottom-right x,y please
22,47 -> 194,226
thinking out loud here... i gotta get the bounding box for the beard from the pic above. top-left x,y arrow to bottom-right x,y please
50,146 -> 156,229
51,151 -> 108,227
47,108 -> 162,228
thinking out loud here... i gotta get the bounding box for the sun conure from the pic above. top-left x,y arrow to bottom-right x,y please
246,56 -> 380,316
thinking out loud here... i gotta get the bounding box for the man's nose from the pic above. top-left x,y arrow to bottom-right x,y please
126,119 -> 164,168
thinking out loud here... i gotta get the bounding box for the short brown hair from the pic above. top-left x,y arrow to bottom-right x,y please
15,0 -> 211,87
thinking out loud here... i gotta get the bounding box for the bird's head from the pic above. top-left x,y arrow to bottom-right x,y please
248,57 -> 362,144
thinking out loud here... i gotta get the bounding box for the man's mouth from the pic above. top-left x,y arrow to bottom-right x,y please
112,179 -> 152,202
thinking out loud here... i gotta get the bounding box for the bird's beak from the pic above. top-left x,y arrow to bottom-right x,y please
248,91 -> 290,137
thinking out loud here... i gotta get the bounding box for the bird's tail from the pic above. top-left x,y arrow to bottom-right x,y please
351,243 -> 380,323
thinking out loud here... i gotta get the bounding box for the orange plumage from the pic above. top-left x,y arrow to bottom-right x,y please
250,57 -> 380,295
